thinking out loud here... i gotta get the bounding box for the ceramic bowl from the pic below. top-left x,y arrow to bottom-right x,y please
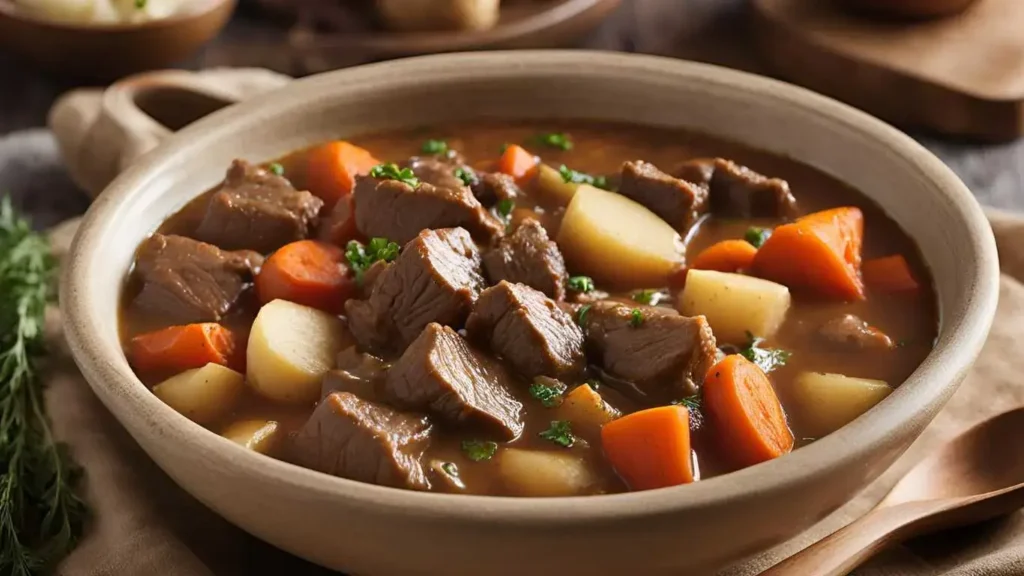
60,51 -> 999,575
0,0 -> 235,80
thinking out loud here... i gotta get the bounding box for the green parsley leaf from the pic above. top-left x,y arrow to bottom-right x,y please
529,378 -> 567,408
672,394 -> 701,411
631,289 -> 666,306
535,132 -> 573,151
740,331 -> 791,373
576,304 -> 592,329
345,237 -> 400,283
268,162 -> 285,176
558,165 -> 610,190
369,163 -> 419,187
629,308 -> 644,327
539,420 -> 575,448
461,440 -> 498,462
454,166 -> 476,186
567,275 -> 594,294
421,139 -> 448,155
495,199 -> 515,222
671,393 -> 705,429
745,227 -> 772,248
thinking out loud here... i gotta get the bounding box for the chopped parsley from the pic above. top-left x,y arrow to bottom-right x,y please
745,227 -> 772,248
369,163 -> 419,187
267,162 -> 284,176
740,331 -> 791,373
461,440 -> 498,462
632,289 -> 666,306
345,237 -> 400,282
539,421 -> 575,448
576,304 -> 592,329
559,165 -> 610,190
629,308 -> 644,327
672,394 -> 701,411
454,166 -> 476,186
535,132 -> 573,151
421,139 -> 449,155
529,378 -> 567,408
495,199 -> 515,223
567,275 -> 594,294
671,393 -> 705,429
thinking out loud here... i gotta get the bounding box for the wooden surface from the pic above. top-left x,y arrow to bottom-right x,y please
2,0 -> 1024,217
754,0 -> 1024,142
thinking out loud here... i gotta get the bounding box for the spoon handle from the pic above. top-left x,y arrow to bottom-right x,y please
760,501 -> 937,576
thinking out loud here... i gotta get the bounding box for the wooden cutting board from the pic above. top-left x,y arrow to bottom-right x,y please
752,0 -> 1024,142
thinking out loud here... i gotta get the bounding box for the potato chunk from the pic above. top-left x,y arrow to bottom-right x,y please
534,164 -> 579,206
499,449 -> 596,497
793,372 -> 892,437
153,363 -> 244,425
247,299 -> 347,405
677,269 -> 790,344
221,420 -> 282,455
555,384 -> 620,440
557,185 -> 684,288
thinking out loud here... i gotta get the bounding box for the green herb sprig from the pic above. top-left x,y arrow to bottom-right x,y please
535,133 -> 573,151
421,140 -> 449,155
369,163 -> 419,187
740,331 -> 791,373
528,378 -> 567,408
539,421 -> 575,448
745,227 -> 771,248
558,165 -> 610,190
567,276 -> 594,294
461,440 -> 498,462
631,289 -> 666,306
345,237 -> 400,283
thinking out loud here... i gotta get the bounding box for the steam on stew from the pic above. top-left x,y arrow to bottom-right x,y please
119,121 -> 937,496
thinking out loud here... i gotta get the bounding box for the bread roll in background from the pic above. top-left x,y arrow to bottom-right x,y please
376,0 -> 501,32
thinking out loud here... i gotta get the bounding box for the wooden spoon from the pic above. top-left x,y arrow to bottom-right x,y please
762,407 -> 1024,576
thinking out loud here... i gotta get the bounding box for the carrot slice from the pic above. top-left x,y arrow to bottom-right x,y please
751,206 -> 865,300
317,195 -> 362,247
601,405 -> 695,491
497,144 -> 539,183
691,239 -> 758,273
256,240 -> 355,314
130,323 -> 236,375
305,141 -> 380,208
862,254 -> 920,293
703,354 -> 794,468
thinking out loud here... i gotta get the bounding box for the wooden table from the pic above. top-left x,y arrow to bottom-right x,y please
2,0 -> 1023,215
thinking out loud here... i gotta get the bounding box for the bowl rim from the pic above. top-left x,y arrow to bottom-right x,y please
61,50 -> 1000,525
0,0 -> 232,31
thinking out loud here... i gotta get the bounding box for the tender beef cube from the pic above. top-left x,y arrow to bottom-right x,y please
352,176 -> 503,246
195,159 -> 323,253
384,323 -> 523,440
345,228 -> 485,355
406,156 -> 467,190
472,172 -> 520,206
131,233 -> 262,324
290,392 -> 432,490
820,314 -> 894,350
321,347 -> 390,401
466,281 -> 586,380
674,157 -> 797,219
582,302 -> 718,401
483,219 -> 567,300
617,160 -> 709,231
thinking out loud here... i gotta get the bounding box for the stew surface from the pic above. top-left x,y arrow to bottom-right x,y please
119,120 -> 937,496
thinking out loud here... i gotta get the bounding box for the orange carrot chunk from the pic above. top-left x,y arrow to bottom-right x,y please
691,239 -> 758,273
130,323 -> 236,375
862,254 -> 920,293
751,206 -> 865,300
601,405 -> 695,491
256,240 -> 355,314
703,354 -> 794,469
497,144 -> 539,183
305,141 -> 380,208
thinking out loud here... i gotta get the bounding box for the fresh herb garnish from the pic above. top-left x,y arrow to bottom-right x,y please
535,133 -> 573,151
671,393 -> 705,429
745,227 -> 771,248
576,304 -> 592,329
453,166 -> 475,186
740,331 -> 791,373
461,440 -> 498,462
369,163 -> 419,187
629,308 -> 644,327
345,237 -> 400,282
585,379 -> 601,390
631,289 -> 666,306
267,162 -> 284,176
567,276 -> 594,294
441,462 -> 458,477
672,394 -> 701,411
558,165 -> 610,190
539,421 -> 575,448
421,139 -> 448,155
0,197 -> 86,575
495,199 -> 515,223
529,378 -> 567,408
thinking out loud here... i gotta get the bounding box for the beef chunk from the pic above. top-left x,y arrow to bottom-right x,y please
385,323 -> 523,440
345,228 -> 485,355
353,175 -> 503,246
472,172 -> 520,206
618,160 -> 709,231
131,233 -> 262,323
483,219 -> 567,300
467,281 -> 585,380
674,157 -> 797,219
195,159 -> 323,253
582,302 -> 718,401
407,157 -> 467,190
321,347 -> 390,401
290,392 -> 432,490
819,314 -> 894,350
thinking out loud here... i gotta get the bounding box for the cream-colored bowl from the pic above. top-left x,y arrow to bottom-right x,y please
60,51 -> 999,575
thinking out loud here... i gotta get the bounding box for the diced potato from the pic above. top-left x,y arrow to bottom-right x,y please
153,363 -> 244,425
376,0 -> 500,32
793,372 -> 892,437
556,384 -> 620,439
534,164 -> 579,206
221,420 -> 282,455
247,299 -> 347,405
556,185 -> 684,288
499,449 -> 596,497
677,269 -> 791,344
